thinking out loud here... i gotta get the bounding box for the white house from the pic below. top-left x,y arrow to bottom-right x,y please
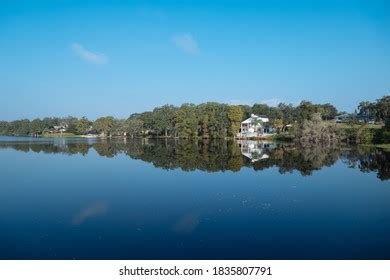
237,114 -> 274,138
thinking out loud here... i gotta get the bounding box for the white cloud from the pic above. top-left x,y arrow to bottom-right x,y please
70,43 -> 108,65
227,98 -> 301,107
259,98 -> 301,107
172,33 -> 200,55
259,98 -> 282,107
228,99 -> 253,106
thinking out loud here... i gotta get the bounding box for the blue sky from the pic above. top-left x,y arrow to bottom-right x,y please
1,0 -> 389,120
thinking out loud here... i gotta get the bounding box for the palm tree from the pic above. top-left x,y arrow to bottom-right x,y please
251,118 -> 263,134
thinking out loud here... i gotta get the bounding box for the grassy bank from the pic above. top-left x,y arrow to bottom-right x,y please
360,143 -> 390,151
334,123 -> 383,130
40,133 -> 78,138
271,133 -> 294,142
375,143 -> 390,150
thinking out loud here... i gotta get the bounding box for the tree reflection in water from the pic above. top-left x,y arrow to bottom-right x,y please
0,138 -> 388,180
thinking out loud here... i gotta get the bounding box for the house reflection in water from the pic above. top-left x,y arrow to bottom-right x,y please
236,140 -> 275,162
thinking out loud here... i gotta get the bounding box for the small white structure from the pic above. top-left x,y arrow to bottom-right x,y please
237,114 -> 274,138
49,124 -> 68,134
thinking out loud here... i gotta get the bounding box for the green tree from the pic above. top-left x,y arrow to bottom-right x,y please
139,111 -> 154,134
296,101 -> 319,122
152,105 -> 177,137
93,116 -> 115,136
111,119 -> 126,136
0,121 -> 9,135
250,118 -> 263,128
77,117 -> 92,135
175,104 -> 198,138
30,118 -> 46,134
320,103 -> 338,120
374,96 -> 390,124
227,105 -> 243,137
272,118 -> 284,132
125,118 -> 144,138
198,103 -> 229,138
358,101 -> 375,121
68,117 -> 91,135
200,114 -> 210,138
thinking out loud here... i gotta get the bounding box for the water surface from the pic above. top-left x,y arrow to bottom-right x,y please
0,136 -> 389,259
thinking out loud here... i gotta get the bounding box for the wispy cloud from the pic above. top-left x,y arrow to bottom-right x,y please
172,33 -> 200,55
260,98 -> 301,107
70,43 -> 108,65
259,98 -> 282,107
228,99 -> 253,106
227,98 -> 300,107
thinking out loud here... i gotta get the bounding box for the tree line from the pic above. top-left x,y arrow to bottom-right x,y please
0,96 -> 388,139
0,100 -> 339,137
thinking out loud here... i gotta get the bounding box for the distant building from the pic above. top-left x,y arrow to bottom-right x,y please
357,112 -> 375,123
335,112 -> 376,124
49,124 -> 68,133
237,114 -> 274,138
335,114 -> 353,123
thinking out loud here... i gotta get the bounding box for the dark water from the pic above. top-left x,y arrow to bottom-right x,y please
0,136 -> 389,260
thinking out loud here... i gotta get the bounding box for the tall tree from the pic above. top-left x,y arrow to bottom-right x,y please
125,118 -> 144,138
152,105 -> 177,137
93,116 -> 115,136
272,119 -> 284,132
68,117 -> 91,135
175,104 -> 198,138
374,96 -> 390,124
296,101 -> 319,122
227,105 -> 243,137
200,114 -> 210,138
320,103 -> 338,120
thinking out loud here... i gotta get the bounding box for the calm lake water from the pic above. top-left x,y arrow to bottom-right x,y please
0,136 -> 389,259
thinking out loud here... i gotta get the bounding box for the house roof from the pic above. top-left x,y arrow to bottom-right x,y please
242,114 -> 269,124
